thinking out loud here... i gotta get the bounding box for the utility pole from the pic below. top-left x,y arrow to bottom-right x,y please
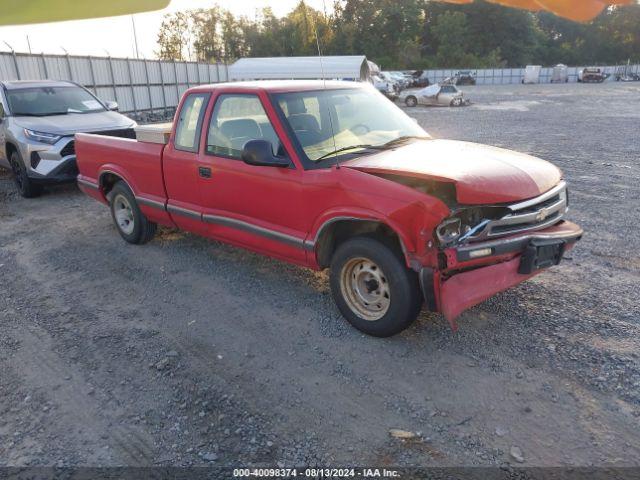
131,16 -> 140,59
26,35 -> 32,54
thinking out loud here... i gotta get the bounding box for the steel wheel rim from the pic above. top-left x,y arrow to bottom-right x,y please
113,194 -> 135,235
340,257 -> 391,321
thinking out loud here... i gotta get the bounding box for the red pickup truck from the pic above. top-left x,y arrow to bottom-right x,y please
76,80 -> 582,337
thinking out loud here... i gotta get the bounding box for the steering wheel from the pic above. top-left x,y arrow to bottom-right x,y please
350,124 -> 371,135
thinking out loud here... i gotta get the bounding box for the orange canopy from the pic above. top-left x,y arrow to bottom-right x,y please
439,0 -> 634,21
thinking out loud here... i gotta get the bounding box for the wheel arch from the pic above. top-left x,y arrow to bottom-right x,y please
310,216 -> 413,270
5,141 -> 19,160
98,169 -> 136,203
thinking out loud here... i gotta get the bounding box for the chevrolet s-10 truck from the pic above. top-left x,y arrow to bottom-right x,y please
75,80 -> 582,337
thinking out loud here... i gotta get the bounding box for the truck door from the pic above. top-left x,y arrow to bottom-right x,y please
195,92 -> 308,264
163,92 -> 211,235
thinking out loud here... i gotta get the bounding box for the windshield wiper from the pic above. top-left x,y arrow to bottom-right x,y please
315,144 -> 385,161
379,135 -> 431,149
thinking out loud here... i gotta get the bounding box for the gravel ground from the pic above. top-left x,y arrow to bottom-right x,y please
0,82 -> 639,469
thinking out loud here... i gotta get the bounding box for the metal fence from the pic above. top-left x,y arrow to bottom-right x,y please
421,64 -> 640,85
0,51 -> 229,122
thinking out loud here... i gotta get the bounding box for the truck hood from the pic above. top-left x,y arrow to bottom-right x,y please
13,111 -> 134,136
342,139 -> 562,204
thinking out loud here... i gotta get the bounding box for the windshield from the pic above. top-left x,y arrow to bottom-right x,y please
275,87 -> 429,164
7,86 -> 106,116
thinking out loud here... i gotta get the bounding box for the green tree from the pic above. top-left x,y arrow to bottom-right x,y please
156,12 -> 192,61
155,0 -> 640,68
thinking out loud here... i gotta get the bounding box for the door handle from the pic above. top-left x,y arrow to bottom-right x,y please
198,166 -> 212,178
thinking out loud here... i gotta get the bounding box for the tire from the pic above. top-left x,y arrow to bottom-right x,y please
451,97 -> 463,107
109,181 -> 157,244
329,236 -> 422,337
404,96 -> 418,107
9,150 -> 42,198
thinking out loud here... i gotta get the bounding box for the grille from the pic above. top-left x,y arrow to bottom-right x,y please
469,182 -> 568,241
60,128 -> 135,158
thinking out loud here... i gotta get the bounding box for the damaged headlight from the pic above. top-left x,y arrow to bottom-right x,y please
436,218 -> 462,244
435,206 -> 510,247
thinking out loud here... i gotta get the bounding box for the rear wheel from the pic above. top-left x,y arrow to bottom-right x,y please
9,151 -> 42,198
109,181 -> 157,244
404,95 -> 418,107
330,236 -> 422,337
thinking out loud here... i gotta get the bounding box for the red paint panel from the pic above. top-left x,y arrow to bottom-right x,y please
439,256 -> 539,330
343,139 -> 562,204
75,133 -> 166,199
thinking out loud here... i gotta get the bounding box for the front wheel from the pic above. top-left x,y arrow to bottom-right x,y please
404,95 -> 418,107
109,181 -> 157,244
330,237 -> 422,337
451,97 -> 463,107
9,151 -> 42,198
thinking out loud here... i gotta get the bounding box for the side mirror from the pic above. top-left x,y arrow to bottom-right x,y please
105,100 -> 119,111
241,140 -> 290,168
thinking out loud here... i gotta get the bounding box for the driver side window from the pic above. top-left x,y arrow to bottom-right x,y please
206,94 -> 282,159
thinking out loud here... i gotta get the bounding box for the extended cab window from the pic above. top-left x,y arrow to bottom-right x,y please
206,94 -> 281,158
175,93 -> 208,152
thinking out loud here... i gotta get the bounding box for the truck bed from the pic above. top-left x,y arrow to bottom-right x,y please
75,133 -> 169,218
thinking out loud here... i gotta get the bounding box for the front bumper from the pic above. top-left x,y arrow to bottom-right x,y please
29,157 -> 78,184
23,136 -> 78,184
422,220 -> 583,329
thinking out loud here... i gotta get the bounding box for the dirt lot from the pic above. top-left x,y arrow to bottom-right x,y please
1,82 -> 639,469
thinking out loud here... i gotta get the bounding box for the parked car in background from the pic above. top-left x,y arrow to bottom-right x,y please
409,70 -> 430,88
578,67 -> 608,83
614,62 -> 640,82
0,80 -> 135,197
75,80 -> 581,337
378,72 -> 401,92
402,83 -> 470,107
551,64 -> 569,83
372,75 -> 398,100
453,70 -> 477,85
388,71 -> 412,90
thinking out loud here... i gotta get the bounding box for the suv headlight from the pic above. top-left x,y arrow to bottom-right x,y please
24,128 -> 62,145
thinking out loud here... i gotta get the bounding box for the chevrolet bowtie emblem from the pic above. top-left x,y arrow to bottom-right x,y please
536,208 -> 550,222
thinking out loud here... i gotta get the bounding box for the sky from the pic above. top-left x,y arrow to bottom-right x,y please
0,0 -> 328,59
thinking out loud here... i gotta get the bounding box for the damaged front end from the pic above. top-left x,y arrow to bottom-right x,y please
422,181 -> 582,329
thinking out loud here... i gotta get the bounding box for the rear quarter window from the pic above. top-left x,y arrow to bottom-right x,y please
175,93 -> 209,152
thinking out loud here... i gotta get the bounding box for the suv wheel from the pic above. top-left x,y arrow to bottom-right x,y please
330,236 -> 422,337
109,181 -> 157,244
9,151 -> 42,198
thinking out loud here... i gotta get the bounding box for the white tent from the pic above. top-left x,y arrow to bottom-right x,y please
228,56 -> 376,82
